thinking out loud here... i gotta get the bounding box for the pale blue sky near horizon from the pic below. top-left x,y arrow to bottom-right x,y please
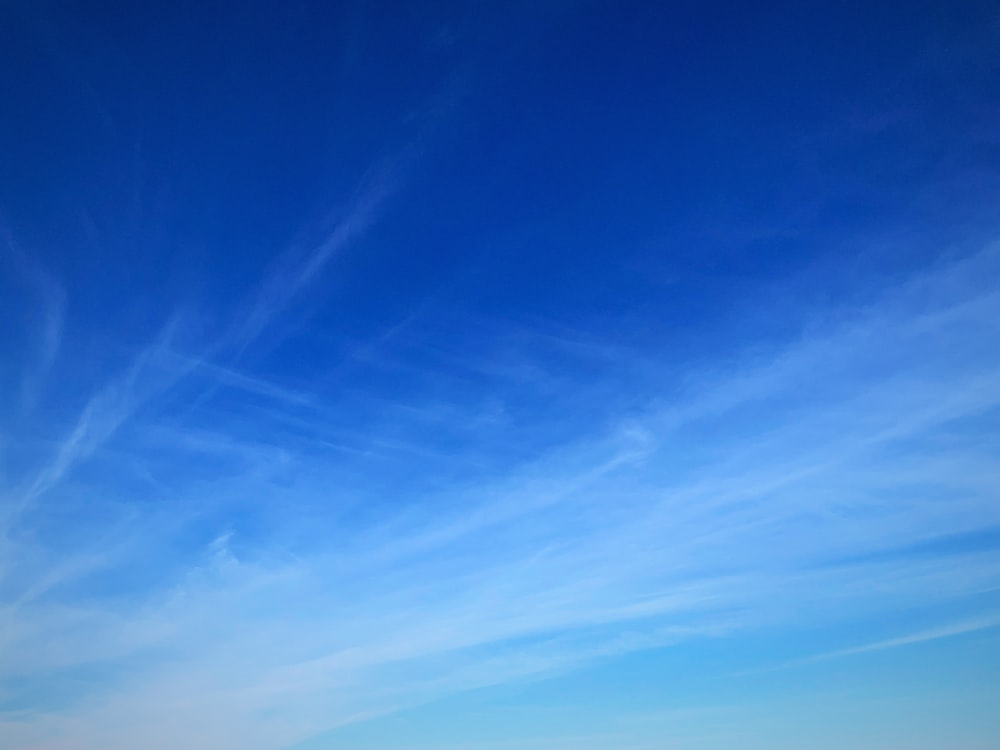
1,1 -> 1000,748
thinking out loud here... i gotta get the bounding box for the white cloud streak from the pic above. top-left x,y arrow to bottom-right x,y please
794,614 -> 1000,665
1,246 -> 999,749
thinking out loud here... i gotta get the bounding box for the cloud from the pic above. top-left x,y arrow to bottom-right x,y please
21,271 -> 66,412
0,229 -> 65,414
791,614 -> 1000,666
2,79 -> 460,520
219,80 -> 460,361
1,246 -> 999,749
5,316 -> 187,521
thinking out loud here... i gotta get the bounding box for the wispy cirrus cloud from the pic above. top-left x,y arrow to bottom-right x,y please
1,242 -> 998,749
787,613 -> 1000,668
2,79 -> 460,523
0,229 -> 66,416
5,315 -> 187,521
221,77 -> 463,360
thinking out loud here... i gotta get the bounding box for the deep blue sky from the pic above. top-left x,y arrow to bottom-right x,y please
2,2 -> 1000,749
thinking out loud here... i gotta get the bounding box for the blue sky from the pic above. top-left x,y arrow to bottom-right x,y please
2,1 -> 1000,748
